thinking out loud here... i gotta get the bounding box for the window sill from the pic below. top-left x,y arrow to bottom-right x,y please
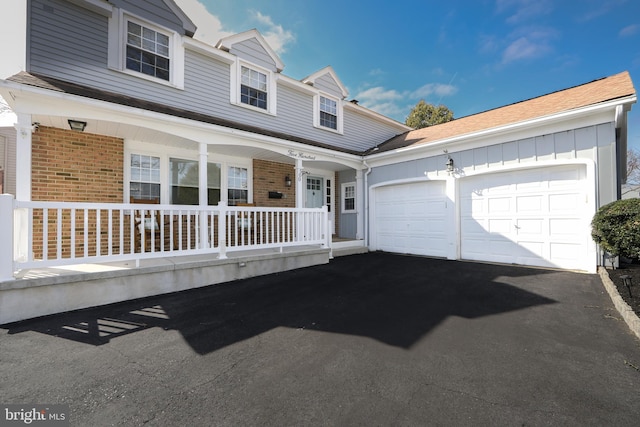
232,101 -> 277,116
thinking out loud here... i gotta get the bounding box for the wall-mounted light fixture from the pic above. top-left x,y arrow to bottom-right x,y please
68,119 -> 87,132
284,175 -> 292,187
446,156 -> 454,173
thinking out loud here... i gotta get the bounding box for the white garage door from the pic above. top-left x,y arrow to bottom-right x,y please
460,165 -> 591,271
373,181 -> 448,257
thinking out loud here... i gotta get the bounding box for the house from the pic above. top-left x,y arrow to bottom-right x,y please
0,0 -> 636,323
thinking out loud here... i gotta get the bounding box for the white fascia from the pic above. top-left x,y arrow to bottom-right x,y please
183,37 -> 235,65
366,95 -> 638,168
0,79 -> 364,171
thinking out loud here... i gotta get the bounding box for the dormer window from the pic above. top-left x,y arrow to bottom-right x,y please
231,62 -> 277,115
241,66 -> 268,110
313,93 -> 343,133
320,96 -> 338,130
108,12 -> 185,89
126,22 -> 170,81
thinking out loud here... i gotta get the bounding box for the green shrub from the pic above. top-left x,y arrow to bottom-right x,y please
591,198 -> 640,259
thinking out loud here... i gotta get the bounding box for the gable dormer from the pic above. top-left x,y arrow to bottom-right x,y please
107,0 -> 196,36
106,0 -> 196,89
216,29 -> 284,73
302,66 -> 348,100
217,30 -> 283,116
303,66 -> 348,134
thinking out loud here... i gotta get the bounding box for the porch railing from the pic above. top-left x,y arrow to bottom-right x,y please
0,195 -> 329,279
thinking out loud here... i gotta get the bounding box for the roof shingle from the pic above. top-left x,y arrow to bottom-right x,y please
376,71 -> 636,153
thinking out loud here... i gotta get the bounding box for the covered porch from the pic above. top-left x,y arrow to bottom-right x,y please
0,195 -> 366,324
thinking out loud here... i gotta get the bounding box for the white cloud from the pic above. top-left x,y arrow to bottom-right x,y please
250,10 -> 295,54
411,83 -> 458,99
619,24 -> 639,37
174,0 -> 233,45
495,0 -> 554,24
355,82 -> 458,121
501,26 -> 557,64
174,0 -> 295,54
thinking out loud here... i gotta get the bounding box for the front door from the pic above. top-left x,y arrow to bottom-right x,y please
306,176 -> 324,208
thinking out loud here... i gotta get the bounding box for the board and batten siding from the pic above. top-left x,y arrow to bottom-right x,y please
27,0 -> 403,154
368,123 -> 618,208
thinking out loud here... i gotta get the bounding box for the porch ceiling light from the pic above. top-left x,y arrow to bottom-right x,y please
285,175 -> 292,187
68,119 -> 87,132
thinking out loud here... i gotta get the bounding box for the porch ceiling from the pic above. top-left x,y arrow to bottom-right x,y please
32,115 -> 352,172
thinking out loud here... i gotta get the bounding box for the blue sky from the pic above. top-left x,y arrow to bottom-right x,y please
175,0 -> 640,150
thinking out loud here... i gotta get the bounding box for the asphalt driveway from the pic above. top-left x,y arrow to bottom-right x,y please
2,253 -> 639,426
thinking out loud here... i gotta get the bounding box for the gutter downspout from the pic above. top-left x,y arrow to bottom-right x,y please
363,159 -> 372,247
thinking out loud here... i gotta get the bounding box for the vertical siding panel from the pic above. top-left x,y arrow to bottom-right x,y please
473,147 -> 488,170
503,141 -> 518,164
487,144 -> 503,168
554,130 -> 575,159
575,127 -> 597,160
518,137 -> 536,162
536,134 -> 555,161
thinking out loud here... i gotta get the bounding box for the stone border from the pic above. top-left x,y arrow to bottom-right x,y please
598,267 -> 640,340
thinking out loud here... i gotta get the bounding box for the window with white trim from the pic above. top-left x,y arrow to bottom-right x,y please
231,62 -> 276,115
341,182 -> 356,213
228,166 -> 249,205
126,21 -> 170,81
241,66 -> 268,110
314,94 -> 343,133
108,12 -> 185,88
130,154 -> 161,201
169,158 -> 221,205
320,96 -> 338,129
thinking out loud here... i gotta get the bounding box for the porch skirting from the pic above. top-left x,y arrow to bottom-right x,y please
0,247 -> 330,324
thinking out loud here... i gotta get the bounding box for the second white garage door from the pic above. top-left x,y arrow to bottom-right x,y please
373,181 -> 448,257
459,165 -> 591,271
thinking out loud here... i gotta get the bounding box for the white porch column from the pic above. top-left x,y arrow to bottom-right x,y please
294,159 -> 304,208
14,113 -> 32,201
198,142 -> 208,248
0,194 -> 14,280
355,169 -> 364,240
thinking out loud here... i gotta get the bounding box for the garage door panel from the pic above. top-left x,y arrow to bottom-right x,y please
516,195 -> 543,212
460,165 -> 589,271
549,193 -> 580,212
488,197 -> 512,213
374,181 -> 448,257
550,242 -> 582,262
488,218 -> 512,234
549,218 -> 581,238
516,218 -> 544,235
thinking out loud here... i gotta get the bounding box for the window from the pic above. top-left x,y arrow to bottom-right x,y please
320,96 -> 337,130
341,182 -> 356,213
126,21 -> 170,81
228,166 -> 248,205
108,13 -> 185,88
170,159 -> 221,205
314,94 -> 342,133
130,154 -> 161,200
241,66 -> 268,110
